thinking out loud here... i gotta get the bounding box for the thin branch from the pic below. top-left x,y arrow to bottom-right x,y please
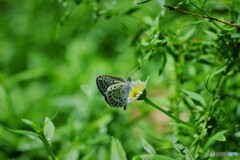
143,96 -> 196,129
164,5 -> 240,29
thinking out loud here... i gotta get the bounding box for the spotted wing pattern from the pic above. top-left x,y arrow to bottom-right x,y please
105,82 -> 131,110
96,75 -> 126,96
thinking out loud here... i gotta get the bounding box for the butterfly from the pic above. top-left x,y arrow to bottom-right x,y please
96,75 -> 147,110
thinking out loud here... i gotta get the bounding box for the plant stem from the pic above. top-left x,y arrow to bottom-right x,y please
163,5 -> 240,29
40,133 -> 56,160
143,97 -> 196,129
194,117 -> 208,157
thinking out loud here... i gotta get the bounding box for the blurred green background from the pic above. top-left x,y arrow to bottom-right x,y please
1,0 -> 240,159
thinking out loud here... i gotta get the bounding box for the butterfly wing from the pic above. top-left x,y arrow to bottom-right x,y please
96,75 -> 127,96
105,82 -> 131,110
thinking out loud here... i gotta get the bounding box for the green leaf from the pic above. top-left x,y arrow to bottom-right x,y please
111,137 -> 127,160
205,65 -> 227,93
6,128 -> 39,138
158,53 -> 167,76
197,114 -> 208,124
205,130 -> 228,149
204,30 -> 217,40
209,130 -> 227,142
43,117 -> 55,142
63,148 -> 79,160
185,147 -> 194,160
157,0 -> 165,7
132,154 -> 172,160
234,131 -> 240,138
81,149 -> 96,160
180,28 -> 195,41
190,0 -> 202,8
173,143 -> 184,153
9,68 -> 45,86
181,89 -> 206,107
171,135 -> 184,153
170,135 -> 178,144
136,0 -> 151,5
141,137 -> 156,154
202,0 -> 208,5
124,7 -> 140,15
22,118 -> 41,133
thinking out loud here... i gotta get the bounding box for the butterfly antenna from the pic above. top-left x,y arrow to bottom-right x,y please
127,66 -> 141,81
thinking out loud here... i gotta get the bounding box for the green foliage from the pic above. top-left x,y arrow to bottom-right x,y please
111,137 -> 127,160
7,117 -> 56,159
1,0 -> 240,159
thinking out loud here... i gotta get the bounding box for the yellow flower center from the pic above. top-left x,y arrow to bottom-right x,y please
129,83 -> 145,99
